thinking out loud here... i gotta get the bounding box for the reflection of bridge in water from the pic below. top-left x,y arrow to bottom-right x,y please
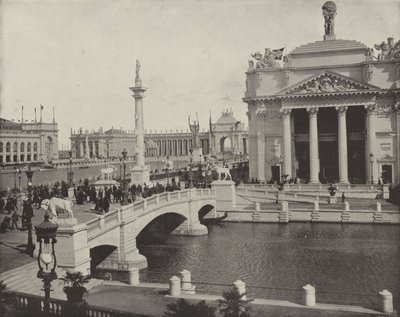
55,188 -> 217,284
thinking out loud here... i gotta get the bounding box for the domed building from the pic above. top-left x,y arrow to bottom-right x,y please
244,2 -> 400,184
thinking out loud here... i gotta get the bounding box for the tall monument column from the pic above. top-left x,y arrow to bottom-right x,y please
257,132 -> 265,182
130,60 -> 150,185
307,107 -> 319,184
336,106 -> 349,184
281,108 -> 292,177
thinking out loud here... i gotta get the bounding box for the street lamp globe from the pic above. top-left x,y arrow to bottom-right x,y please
369,153 -> 374,163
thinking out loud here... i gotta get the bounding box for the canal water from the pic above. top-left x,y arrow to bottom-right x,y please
138,222 -> 400,308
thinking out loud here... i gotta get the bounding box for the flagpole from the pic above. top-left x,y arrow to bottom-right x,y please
40,105 -> 43,122
21,105 -> 24,123
34,107 -> 37,122
53,106 -> 55,123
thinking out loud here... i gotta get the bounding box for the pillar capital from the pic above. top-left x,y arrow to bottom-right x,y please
306,107 -> 319,116
335,105 -> 348,114
364,104 -> 377,114
280,108 -> 292,117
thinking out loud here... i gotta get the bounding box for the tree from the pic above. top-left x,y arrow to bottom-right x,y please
164,299 -> 216,317
218,287 -> 252,317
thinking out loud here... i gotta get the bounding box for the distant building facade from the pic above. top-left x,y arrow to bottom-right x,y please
0,118 -> 59,164
243,2 -> 400,184
70,111 -> 248,161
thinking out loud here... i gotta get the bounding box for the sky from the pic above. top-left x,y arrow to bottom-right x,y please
1,0 -> 399,149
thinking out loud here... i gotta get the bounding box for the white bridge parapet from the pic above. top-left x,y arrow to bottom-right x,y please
56,188 -> 217,284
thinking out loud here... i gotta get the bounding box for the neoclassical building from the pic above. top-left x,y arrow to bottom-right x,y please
70,110 -> 248,160
244,2 -> 400,184
0,117 -> 59,164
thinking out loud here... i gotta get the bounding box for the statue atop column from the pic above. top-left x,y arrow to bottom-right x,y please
188,113 -> 200,148
135,59 -> 142,86
322,1 -> 337,40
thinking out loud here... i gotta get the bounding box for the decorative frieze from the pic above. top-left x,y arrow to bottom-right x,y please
256,109 -> 282,120
256,73 -> 263,88
364,64 -> 373,83
364,104 -> 377,113
282,69 -> 293,86
375,104 -> 397,114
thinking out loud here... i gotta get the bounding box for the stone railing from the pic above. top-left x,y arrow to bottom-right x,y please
11,291 -> 147,317
86,188 -> 216,241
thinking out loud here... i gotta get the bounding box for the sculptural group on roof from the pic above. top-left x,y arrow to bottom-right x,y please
248,48 -> 285,69
374,37 -> 400,61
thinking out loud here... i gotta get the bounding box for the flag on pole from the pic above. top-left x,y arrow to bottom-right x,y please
273,48 -> 285,60
209,110 -> 214,136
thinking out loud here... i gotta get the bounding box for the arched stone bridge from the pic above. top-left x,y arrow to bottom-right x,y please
55,188 -> 218,283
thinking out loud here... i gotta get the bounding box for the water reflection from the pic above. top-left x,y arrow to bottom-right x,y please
138,222 -> 400,308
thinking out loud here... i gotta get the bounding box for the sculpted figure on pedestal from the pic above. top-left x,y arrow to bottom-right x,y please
188,113 -> 200,148
322,1 -> 337,37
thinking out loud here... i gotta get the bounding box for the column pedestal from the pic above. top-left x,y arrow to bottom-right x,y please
130,165 -> 150,186
211,180 -> 236,211
282,109 -> 292,178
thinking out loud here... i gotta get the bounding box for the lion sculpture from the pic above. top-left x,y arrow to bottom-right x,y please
41,197 -> 74,219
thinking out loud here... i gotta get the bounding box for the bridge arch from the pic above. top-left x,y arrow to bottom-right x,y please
90,244 -> 119,277
198,204 -> 216,219
135,210 -> 188,238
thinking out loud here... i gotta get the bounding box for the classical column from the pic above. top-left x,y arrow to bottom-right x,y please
365,105 -> 378,184
281,108 -> 292,177
307,107 -> 319,184
257,132 -> 265,181
336,106 -> 349,184
396,103 -> 400,183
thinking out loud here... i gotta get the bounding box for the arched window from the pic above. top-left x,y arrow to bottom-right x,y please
27,142 -> 31,152
13,142 -> 18,153
20,142 -> 25,152
0,142 -> 3,152
33,142 -> 38,152
6,142 -> 11,152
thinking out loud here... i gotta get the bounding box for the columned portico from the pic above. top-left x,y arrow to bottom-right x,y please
307,107 -> 319,184
282,108 -> 292,177
336,106 -> 349,184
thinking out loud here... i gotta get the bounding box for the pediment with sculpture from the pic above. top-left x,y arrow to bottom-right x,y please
279,71 -> 380,95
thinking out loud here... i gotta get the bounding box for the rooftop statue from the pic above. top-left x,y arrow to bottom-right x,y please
135,59 -> 142,86
322,1 -> 337,39
188,113 -> 200,147
374,37 -> 400,61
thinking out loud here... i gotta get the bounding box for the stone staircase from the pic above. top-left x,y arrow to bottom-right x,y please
341,211 -> 351,222
252,210 -> 261,222
0,262 -> 104,300
311,210 -> 320,221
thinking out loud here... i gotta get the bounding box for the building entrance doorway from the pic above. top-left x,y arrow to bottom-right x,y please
271,165 -> 281,182
381,164 -> 393,183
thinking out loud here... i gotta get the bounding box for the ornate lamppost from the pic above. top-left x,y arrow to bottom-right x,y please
67,150 -> 74,187
13,167 -> 17,192
35,212 -> 58,314
121,149 -> 128,205
369,153 -> 374,184
25,166 -> 35,256
18,169 -> 22,192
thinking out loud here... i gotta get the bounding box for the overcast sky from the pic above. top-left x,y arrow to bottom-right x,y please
1,0 -> 399,149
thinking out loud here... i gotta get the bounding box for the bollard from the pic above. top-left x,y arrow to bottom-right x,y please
313,201 -> 319,211
180,270 -> 192,291
302,284 -> 316,307
128,267 -> 139,286
379,290 -> 393,313
234,280 -> 247,300
169,276 -> 181,296
376,202 -> 382,212
255,202 -> 260,211
344,201 -> 350,211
